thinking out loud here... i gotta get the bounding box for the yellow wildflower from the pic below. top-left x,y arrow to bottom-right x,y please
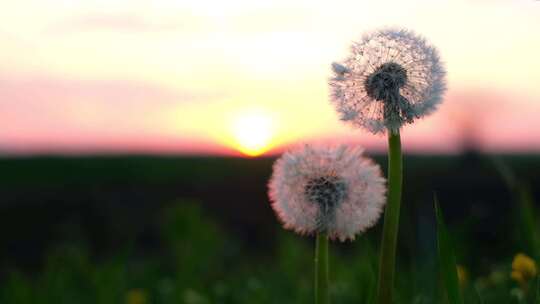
456,265 -> 468,287
511,253 -> 537,290
511,270 -> 525,283
126,289 -> 147,304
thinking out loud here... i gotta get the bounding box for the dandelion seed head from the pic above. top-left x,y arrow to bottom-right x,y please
268,144 -> 386,241
329,28 -> 447,134
364,62 -> 407,101
305,175 -> 347,209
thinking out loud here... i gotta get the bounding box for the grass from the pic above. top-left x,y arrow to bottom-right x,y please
1,198 -> 538,304
0,154 -> 539,303
435,195 -> 463,304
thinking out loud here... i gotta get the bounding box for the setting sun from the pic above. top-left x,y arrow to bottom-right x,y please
231,111 -> 275,157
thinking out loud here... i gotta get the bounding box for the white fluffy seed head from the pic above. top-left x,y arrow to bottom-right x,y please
268,144 -> 387,241
329,28 -> 447,134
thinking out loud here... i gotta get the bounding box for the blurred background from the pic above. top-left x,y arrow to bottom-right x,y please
1,0 -> 540,303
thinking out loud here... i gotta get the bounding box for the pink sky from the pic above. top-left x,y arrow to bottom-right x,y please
1,0 -> 540,156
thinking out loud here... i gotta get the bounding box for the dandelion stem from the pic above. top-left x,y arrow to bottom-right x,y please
376,130 -> 403,304
315,232 -> 329,304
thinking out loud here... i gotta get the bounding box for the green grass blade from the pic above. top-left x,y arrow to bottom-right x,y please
535,275 -> 540,304
516,182 -> 540,259
491,157 -> 540,259
473,286 -> 484,304
434,195 -> 464,304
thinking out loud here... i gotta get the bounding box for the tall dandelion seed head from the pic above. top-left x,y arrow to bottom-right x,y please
329,28 -> 447,134
268,144 -> 386,241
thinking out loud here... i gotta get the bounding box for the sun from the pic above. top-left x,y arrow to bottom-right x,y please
231,111 -> 275,157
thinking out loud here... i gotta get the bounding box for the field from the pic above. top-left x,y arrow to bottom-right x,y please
1,152 -> 540,303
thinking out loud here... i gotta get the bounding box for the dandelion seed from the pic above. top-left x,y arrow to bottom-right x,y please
329,28 -> 446,134
268,144 -> 386,241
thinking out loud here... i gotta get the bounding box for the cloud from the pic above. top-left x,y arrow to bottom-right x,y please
0,74 -> 222,144
0,75 -> 205,106
429,88 -> 540,152
51,13 -> 184,34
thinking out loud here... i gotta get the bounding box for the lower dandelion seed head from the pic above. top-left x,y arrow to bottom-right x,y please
305,175 -> 347,209
304,174 -> 348,232
268,144 -> 387,241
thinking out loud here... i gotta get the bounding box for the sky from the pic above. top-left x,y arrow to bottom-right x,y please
1,0 -> 539,156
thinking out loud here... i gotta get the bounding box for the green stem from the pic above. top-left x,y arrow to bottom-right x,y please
315,232 -> 329,304
376,130 -> 403,304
